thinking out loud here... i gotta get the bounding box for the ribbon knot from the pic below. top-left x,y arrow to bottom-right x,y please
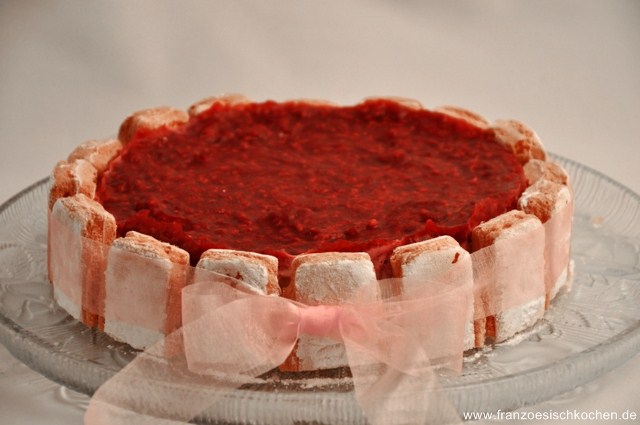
298,304 -> 343,339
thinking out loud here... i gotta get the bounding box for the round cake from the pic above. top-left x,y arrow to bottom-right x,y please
47,95 -> 573,371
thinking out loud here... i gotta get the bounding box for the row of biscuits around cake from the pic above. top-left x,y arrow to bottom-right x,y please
47,95 -> 573,372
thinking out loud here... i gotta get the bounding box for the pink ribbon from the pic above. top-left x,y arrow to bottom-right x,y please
85,270 -> 470,424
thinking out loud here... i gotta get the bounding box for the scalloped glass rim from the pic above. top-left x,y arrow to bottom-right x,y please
0,154 -> 639,423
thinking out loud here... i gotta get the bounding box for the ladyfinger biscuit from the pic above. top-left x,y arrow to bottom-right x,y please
195,249 -> 280,295
518,179 -> 573,304
283,252 -> 378,371
48,159 -> 97,210
48,158 -> 98,281
188,94 -> 252,116
104,231 -> 190,350
390,236 -> 476,350
523,159 -> 570,186
493,119 -> 546,164
365,96 -> 423,110
67,138 -> 123,174
49,193 -> 116,328
472,210 -> 546,343
118,107 -> 189,144
518,179 -> 572,223
434,106 -> 491,129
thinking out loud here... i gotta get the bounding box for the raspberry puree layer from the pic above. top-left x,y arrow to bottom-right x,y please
96,99 -> 526,282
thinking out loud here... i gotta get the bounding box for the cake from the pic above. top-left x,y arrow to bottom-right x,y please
47,95 -> 573,371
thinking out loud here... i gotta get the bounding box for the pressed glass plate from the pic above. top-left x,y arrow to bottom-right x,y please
0,155 -> 639,424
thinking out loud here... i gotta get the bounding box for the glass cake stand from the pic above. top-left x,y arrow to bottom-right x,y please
1,155 -> 639,424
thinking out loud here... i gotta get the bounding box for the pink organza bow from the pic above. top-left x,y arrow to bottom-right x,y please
86,271 -> 470,425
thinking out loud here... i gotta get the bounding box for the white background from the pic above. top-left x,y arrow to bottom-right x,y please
1,1 -> 639,423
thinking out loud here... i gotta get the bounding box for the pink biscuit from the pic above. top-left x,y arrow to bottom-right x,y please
523,158 -> 570,186
493,119 -> 547,164
67,138 -> 123,174
365,96 -> 423,110
48,159 -> 97,210
49,194 -> 116,328
518,179 -> 572,223
47,159 -> 98,281
472,210 -> 546,343
282,252 -> 378,371
518,179 -> 573,305
390,236 -> 476,350
104,231 -> 190,350
288,99 -> 338,108
434,106 -> 491,129
118,107 -> 189,144
188,94 -> 252,116
195,249 -> 280,295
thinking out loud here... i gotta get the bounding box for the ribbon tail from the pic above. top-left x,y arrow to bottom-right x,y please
341,320 -> 462,425
85,328 -> 217,425
85,286 -> 300,425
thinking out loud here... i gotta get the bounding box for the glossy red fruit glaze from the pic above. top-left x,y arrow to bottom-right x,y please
96,99 -> 526,284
